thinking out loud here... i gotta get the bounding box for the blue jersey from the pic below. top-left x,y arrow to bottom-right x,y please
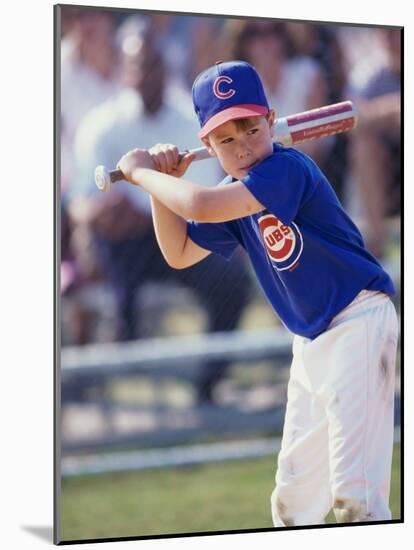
187,143 -> 395,339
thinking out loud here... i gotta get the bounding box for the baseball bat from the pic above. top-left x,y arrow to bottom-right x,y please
95,100 -> 357,192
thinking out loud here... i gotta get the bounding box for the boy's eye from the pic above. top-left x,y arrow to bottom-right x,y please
221,137 -> 233,144
248,128 -> 259,135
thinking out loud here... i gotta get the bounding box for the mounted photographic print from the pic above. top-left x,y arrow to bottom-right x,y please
54,3 -> 403,544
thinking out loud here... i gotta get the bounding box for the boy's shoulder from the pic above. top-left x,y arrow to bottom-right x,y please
254,143 -> 318,177
270,143 -> 314,163
218,145 -> 320,187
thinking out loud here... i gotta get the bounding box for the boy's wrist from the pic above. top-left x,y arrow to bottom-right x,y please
117,149 -> 157,184
129,167 -> 154,186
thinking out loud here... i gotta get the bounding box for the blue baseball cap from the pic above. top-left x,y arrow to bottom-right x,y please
192,60 -> 269,139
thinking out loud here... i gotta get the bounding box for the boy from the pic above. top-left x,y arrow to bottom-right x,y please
116,61 -> 398,526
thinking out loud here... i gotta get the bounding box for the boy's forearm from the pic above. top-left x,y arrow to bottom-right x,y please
129,168 -> 202,221
150,196 -> 189,267
128,166 -> 264,224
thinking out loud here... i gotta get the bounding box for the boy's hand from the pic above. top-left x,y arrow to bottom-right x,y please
117,148 -> 156,183
149,143 -> 195,178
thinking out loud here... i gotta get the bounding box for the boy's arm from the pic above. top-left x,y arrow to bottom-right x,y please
150,195 -> 211,269
118,148 -> 265,224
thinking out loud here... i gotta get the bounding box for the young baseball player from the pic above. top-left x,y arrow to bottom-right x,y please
116,61 -> 399,526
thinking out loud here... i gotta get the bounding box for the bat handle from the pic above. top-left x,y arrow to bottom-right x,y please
94,146 -> 210,192
108,169 -> 124,183
94,166 -> 124,192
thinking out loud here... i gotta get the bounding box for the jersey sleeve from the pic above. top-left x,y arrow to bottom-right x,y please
241,151 -> 315,225
187,220 -> 239,260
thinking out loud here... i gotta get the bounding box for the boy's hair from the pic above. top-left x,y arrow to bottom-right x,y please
232,112 -> 272,131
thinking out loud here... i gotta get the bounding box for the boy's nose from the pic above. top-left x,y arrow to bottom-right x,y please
237,144 -> 252,159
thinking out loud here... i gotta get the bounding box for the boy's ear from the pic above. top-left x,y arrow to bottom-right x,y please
268,110 -> 276,137
201,137 -> 216,157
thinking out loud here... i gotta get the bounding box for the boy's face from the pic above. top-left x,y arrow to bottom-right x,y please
202,110 -> 276,180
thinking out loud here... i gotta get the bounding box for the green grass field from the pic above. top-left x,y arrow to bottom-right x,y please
60,444 -> 400,542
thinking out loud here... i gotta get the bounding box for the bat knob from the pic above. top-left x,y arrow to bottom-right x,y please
95,165 -> 112,192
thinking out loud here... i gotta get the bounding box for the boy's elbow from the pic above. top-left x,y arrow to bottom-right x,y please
164,257 -> 189,270
162,248 -> 193,270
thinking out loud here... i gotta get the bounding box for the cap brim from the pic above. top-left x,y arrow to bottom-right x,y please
198,104 -> 269,139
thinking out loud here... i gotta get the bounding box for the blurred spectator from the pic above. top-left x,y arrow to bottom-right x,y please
348,28 -> 401,258
61,204 -> 79,297
70,23 -> 253,403
61,118 -> 75,199
187,17 -> 225,86
60,5 -> 123,236
115,14 -> 224,114
221,19 -> 328,163
61,203 -> 95,345
61,8 -> 121,166
284,22 -> 350,201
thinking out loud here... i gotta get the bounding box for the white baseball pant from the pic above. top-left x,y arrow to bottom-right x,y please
270,290 -> 399,526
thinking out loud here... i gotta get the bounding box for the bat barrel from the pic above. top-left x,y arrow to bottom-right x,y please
285,100 -> 358,145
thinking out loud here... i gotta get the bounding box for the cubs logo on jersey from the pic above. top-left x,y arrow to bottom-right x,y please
258,213 -> 303,271
213,76 -> 236,100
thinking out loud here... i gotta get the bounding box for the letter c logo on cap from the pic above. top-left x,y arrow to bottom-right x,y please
213,76 -> 236,100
